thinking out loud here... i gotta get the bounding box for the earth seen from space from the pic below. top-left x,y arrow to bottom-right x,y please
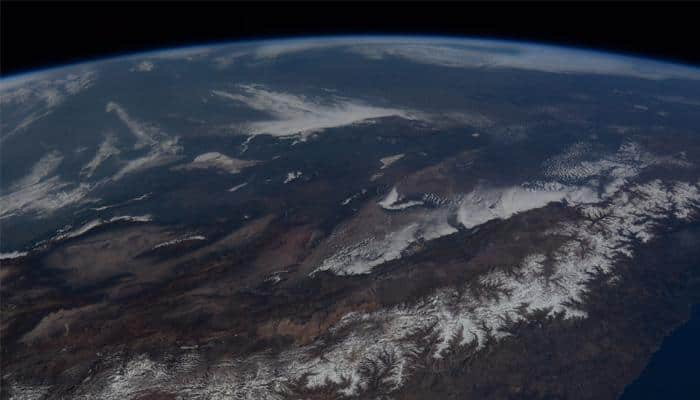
1,36 -> 700,399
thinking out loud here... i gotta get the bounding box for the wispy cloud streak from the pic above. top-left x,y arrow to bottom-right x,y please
212,84 -> 419,139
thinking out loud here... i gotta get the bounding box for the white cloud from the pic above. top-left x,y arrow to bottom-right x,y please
317,179 -> 598,278
215,37 -> 700,80
106,102 -> 158,149
0,150 -> 94,219
228,182 -> 248,192
656,95 -> 700,107
0,69 -> 96,104
106,102 -> 183,179
136,46 -> 213,61
80,134 -> 120,178
0,69 -> 97,142
212,85 -> 420,139
347,39 -> 700,80
379,153 -> 404,170
542,140 -> 691,196
13,141 -> 699,400
212,51 -> 248,69
23,178 -> 699,399
319,141 -> 691,278
457,182 -> 598,229
283,170 -> 303,184
152,235 -> 206,250
173,152 -> 260,174
112,147 -> 181,181
8,150 -> 63,190
252,40 -> 340,59
341,188 -> 367,206
313,202 -> 458,276
0,176 -> 92,219
131,60 -> 155,72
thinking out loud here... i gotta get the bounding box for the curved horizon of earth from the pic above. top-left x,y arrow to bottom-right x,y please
1,36 -> 700,400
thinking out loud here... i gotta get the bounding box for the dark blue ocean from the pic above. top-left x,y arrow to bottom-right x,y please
620,305 -> 700,399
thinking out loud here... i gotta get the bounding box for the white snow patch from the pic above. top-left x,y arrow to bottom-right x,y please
90,193 -> 150,211
51,215 -> 153,242
131,193 -> 150,202
323,142 -> 690,278
341,189 -> 367,205
324,181 -> 590,277
284,171 -> 303,184
0,251 -> 28,260
317,178 -> 700,372
378,187 -> 424,210
27,179 -> 699,399
153,235 -> 206,250
370,172 -> 384,181
228,182 -> 248,192
379,154 -> 404,170
108,215 -> 153,223
264,270 -> 289,285
11,136 -> 700,399
378,187 -> 400,208
3,381 -> 50,400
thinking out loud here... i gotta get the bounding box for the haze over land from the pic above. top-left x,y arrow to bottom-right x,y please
2,37 -> 700,400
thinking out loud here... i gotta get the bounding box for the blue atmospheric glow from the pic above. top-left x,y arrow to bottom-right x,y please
2,34 -> 699,83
